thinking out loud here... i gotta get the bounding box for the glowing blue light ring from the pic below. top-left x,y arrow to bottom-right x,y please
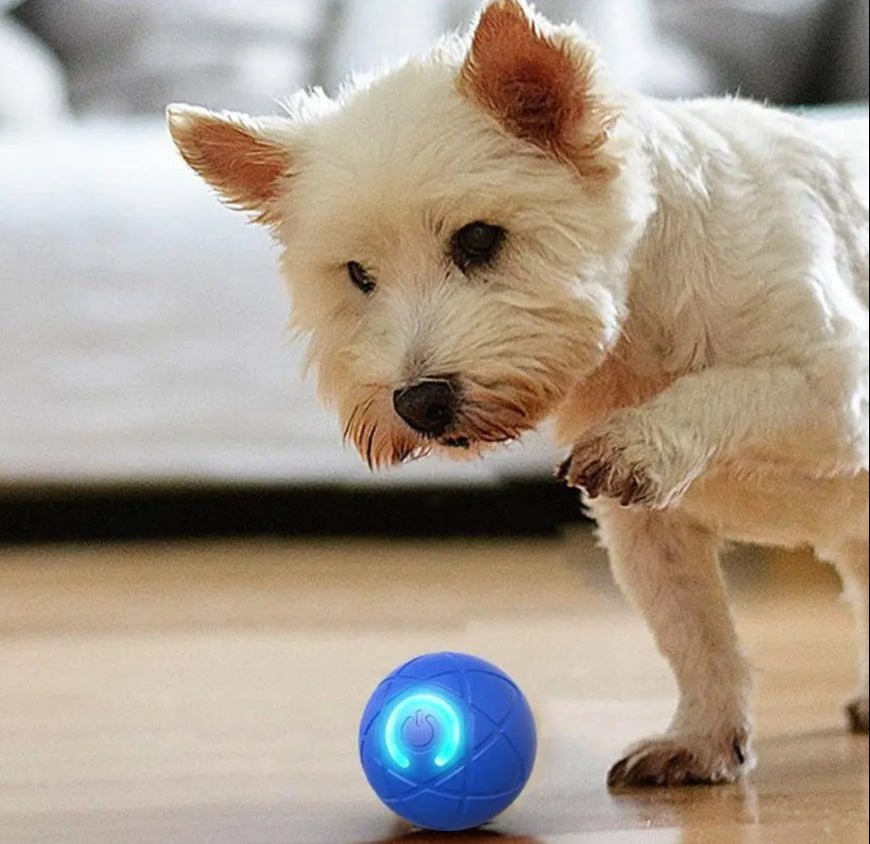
382,691 -> 463,770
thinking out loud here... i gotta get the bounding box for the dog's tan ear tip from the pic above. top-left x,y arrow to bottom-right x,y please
166,103 -> 205,136
166,104 -> 225,144
166,102 -> 198,119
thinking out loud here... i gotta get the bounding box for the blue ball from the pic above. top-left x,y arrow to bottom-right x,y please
358,651 -> 537,832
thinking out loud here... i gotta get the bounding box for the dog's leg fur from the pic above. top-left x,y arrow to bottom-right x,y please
591,499 -> 754,787
817,538 -> 870,732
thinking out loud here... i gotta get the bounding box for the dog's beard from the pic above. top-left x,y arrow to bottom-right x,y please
341,374 -> 559,469
342,390 -> 422,468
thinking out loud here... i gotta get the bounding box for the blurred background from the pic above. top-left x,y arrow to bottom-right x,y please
1,0 -> 868,542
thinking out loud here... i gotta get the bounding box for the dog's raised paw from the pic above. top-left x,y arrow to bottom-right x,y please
558,424 -> 665,507
557,411 -> 707,508
846,694 -> 869,733
606,730 -> 754,789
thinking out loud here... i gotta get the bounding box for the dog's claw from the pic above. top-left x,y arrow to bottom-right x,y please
607,747 -> 706,789
558,449 -> 656,506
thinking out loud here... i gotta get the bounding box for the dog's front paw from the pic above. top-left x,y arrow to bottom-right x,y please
607,728 -> 754,789
557,414 -> 698,508
846,694 -> 869,733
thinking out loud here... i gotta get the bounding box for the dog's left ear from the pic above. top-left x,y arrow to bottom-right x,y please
167,104 -> 293,225
459,0 -> 616,178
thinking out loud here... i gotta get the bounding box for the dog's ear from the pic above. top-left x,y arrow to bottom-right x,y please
459,0 -> 616,177
167,104 -> 292,225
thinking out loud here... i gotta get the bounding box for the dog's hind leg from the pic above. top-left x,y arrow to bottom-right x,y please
817,536 -> 869,733
590,498 -> 755,788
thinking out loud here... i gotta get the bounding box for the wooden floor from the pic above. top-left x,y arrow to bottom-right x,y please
0,530 -> 866,843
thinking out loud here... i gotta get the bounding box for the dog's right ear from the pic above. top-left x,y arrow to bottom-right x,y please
167,104 -> 293,225
459,0 -> 617,178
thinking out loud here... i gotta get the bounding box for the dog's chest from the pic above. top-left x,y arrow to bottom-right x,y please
553,344 -> 674,442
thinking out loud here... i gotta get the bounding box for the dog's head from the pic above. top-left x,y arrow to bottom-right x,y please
168,0 -> 650,467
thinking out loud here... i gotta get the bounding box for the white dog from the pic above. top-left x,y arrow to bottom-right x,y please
167,0 -> 868,787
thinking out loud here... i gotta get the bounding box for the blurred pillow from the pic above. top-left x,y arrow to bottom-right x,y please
14,0 -> 324,115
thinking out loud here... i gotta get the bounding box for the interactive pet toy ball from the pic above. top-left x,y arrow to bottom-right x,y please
358,651 -> 537,831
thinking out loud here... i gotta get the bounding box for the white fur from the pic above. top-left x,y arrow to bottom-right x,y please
167,0 -> 868,787
559,96 -> 868,783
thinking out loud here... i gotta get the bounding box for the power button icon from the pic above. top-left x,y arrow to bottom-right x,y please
402,709 -> 436,749
383,691 -> 463,770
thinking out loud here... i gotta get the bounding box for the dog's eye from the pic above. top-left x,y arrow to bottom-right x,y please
347,261 -> 375,294
451,222 -> 505,272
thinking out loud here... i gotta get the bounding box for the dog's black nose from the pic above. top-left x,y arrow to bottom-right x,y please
393,380 -> 457,437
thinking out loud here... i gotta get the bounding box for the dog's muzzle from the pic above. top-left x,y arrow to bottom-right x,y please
392,379 -> 459,438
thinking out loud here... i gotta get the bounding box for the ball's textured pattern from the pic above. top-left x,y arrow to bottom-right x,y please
359,651 -> 537,831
